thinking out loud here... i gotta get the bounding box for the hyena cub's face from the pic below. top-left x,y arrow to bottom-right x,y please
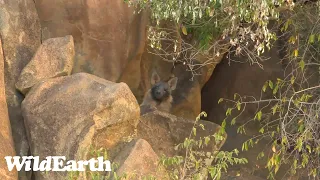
150,70 -> 178,102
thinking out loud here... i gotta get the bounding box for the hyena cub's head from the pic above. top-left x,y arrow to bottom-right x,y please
150,70 -> 178,102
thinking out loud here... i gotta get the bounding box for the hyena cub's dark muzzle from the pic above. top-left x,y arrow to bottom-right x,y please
151,82 -> 171,101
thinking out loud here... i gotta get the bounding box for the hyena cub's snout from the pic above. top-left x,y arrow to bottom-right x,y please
140,70 -> 178,114
151,81 -> 171,101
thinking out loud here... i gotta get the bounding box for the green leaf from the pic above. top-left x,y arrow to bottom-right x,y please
273,85 -> 279,95
294,49 -> 298,57
312,168 -> 317,177
255,111 -> 262,121
272,104 -> 278,115
231,117 -> 236,125
218,98 -> 224,104
199,123 -> 205,130
299,60 -> 305,71
305,94 -> 312,102
242,142 -> 246,151
306,145 -> 312,153
237,125 -> 246,134
181,25 -> 188,35
296,138 -> 303,152
199,139 -> 202,148
249,139 -> 254,147
259,127 -> 264,134
183,139 -> 188,148
234,93 -> 239,100
268,80 -> 274,89
298,123 -> 305,133
236,102 -> 241,111
192,127 -> 196,136
293,159 -> 298,169
308,34 -> 315,44
242,141 -> 248,151
289,36 -> 296,44
226,108 -> 233,116
262,81 -> 268,92
221,119 -> 227,128
283,20 -> 289,31
204,136 -> 210,145
275,164 -> 280,174
290,76 -> 295,84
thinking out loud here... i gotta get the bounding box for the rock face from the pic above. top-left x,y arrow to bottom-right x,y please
138,110 -> 226,157
34,0 -> 147,85
114,139 -> 168,180
33,0 -> 225,120
16,35 -> 75,95
21,73 -> 140,180
0,38 -> 18,180
0,1 -> 41,179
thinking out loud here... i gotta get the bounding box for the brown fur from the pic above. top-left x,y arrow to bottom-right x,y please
140,70 -> 177,114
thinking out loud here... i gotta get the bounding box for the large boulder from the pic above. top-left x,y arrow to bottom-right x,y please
0,1 -> 41,179
138,110 -> 226,157
34,0 -> 147,88
21,73 -> 140,180
16,35 -> 75,95
113,139 -> 168,180
0,38 -> 17,180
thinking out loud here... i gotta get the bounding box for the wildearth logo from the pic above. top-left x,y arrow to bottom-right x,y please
4,156 -> 111,172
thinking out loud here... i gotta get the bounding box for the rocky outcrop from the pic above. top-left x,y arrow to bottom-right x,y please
21,73 -> 140,180
0,37 -> 18,180
33,0 -> 228,120
34,0 -> 147,85
0,1 -> 41,179
113,139 -> 168,180
138,110 -> 226,157
16,35 -> 75,95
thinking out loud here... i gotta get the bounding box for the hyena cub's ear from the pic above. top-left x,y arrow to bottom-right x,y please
151,70 -> 161,85
168,77 -> 178,90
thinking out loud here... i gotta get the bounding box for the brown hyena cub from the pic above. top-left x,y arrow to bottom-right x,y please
140,70 -> 178,114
